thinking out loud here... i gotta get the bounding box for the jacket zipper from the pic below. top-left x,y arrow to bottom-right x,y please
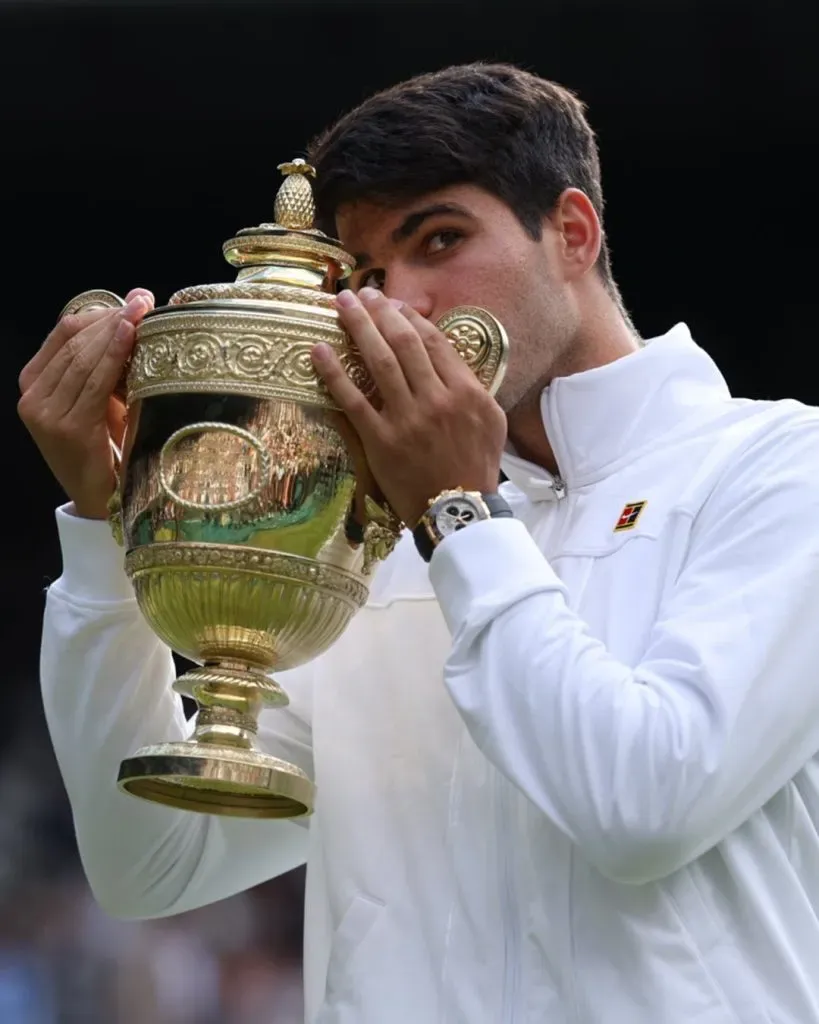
551,476 -> 569,551
546,475 -> 581,1023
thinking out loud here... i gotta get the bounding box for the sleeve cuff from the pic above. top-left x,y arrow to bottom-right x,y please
53,503 -> 135,603
428,516 -> 565,634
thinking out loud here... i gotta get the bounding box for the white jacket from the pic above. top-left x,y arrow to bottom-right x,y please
41,324 -> 819,1023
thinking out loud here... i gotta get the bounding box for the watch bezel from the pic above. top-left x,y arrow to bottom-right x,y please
423,488 -> 491,545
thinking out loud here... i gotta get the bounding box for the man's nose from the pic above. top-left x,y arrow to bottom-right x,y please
383,276 -> 434,320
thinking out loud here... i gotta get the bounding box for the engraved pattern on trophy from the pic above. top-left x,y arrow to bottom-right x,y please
126,544 -> 368,604
59,157 -> 509,820
128,312 -> 369,406
128,307 -> 506,405
168,283 -> 336,307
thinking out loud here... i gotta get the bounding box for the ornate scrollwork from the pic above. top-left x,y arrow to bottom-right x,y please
127,310 -> 360,407
128,306 -> 507,405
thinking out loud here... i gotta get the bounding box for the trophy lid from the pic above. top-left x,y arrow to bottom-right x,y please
167,159 -> 354,307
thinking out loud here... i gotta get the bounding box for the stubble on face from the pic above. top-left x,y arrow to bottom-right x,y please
493,261 -> 579,416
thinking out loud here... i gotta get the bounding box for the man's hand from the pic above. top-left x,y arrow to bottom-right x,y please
312,287 -> 506,527
18,288 -> 154,520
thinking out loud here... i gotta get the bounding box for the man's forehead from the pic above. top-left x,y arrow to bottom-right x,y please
338,187 -> 460,227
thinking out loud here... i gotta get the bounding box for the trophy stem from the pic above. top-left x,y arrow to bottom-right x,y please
117,661 -> 314,819
178,661 -> 289,750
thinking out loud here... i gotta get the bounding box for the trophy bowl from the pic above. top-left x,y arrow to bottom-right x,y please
61,159 -> 508,819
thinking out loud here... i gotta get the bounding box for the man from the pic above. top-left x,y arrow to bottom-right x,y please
18,63 -> 819,1023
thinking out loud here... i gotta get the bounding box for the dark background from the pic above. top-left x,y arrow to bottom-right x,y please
0,0 -> 817,1018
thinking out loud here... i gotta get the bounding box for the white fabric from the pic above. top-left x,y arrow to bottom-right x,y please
41,324 -> 819,1023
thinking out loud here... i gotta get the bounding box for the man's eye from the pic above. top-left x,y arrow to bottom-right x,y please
426,230 -> 463,255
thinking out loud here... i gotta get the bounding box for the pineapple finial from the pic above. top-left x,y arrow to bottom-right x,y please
274,159 -> 317,230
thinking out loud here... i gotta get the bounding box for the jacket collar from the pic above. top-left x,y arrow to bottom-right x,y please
500,323 -> 731,501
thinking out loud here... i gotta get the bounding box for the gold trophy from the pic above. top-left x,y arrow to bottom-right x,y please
61,160 -> 508,819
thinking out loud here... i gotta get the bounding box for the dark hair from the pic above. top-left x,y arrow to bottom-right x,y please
308,62 -> 616,292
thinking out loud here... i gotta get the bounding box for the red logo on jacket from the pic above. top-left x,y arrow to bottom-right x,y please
614,500 -> 647,532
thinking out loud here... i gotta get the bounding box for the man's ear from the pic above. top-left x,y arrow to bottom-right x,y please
550,187 -> 602,281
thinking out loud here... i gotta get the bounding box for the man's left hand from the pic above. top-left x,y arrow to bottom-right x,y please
311,287 -> 507,527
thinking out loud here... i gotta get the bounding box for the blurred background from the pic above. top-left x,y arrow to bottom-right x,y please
1,0 -> 817,1019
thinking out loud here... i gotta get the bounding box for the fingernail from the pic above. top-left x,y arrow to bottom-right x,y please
311,343 -> 332,362
387,298 -> 405,310
336,289 -> 358,309
359,287 -> 382,305
124,296 -> 147,318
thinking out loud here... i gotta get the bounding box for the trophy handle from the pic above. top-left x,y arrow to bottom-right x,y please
435,305 -> 509,397
59,289 -> 126,319
59,288 -> 128,408
59,288 -> 129,398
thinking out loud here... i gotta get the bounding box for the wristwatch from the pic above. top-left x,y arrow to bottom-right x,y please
413,487 -> 514,563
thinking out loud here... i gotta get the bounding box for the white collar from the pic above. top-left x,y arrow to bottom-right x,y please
500,323 -> 731,501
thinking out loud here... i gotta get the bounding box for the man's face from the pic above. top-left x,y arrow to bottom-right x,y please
335,184 -> 579,413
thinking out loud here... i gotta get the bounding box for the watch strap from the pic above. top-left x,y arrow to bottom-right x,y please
481,493 -> 515,519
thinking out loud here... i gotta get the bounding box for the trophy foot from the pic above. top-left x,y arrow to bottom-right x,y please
117,661 -> 314,819
117,743 -> 313,819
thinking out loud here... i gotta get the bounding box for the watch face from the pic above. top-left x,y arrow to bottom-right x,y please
432,494 -> 485,538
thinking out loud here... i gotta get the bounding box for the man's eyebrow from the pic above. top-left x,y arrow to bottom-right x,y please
392,202 -> 473,243
350,203 -> 473,272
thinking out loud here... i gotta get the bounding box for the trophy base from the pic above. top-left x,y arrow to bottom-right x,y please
117,742 -> 314,819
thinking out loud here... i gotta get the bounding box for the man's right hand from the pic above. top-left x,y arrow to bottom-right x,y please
18,288 -> 155,520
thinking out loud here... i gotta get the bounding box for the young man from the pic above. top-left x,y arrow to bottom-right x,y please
19,63 -> 819,1023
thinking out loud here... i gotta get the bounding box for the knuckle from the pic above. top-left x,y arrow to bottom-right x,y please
372,353 -> 398,378
453,377 -> 481,402
65,336 -> 93,376
400,410 -> 424,435
42,313 -> 78,349
427,391 -> 451,416
57,312 -> 92,344
390,325 -> 417,349
345,392 -> 371,417
46,316 -> 72,346
16,392 -> 39,426
17,364 -> 34,395
81,368 -> 107,396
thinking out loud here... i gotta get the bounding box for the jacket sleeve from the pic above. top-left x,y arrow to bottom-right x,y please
41,506 -> 312,920
430,417 -> 819,884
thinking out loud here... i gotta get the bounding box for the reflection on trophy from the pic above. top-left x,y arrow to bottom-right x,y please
61,159 -> 508,819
